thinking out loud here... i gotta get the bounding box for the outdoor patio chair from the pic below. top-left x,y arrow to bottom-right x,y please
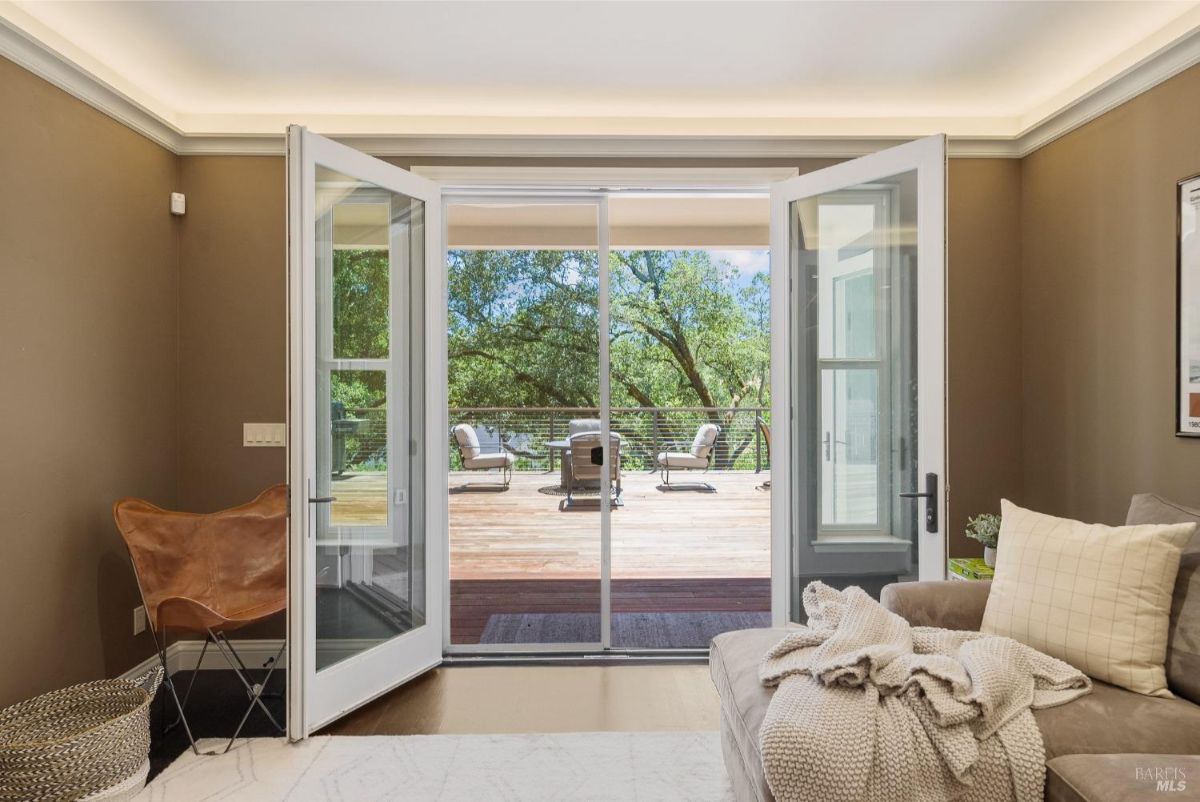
565,431 -> 623,507
656,422 -> 721,491
112,485 -> 288,756
453,423 -> 514,487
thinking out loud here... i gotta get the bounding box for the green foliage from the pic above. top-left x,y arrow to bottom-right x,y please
331,248 -> 388,410
448,249 -> 600,407
609,250 -> 769,410
448,248 -> 769,411
965,513 -> 1002,549
333,248 -> 389,359
330,246 -> 772,469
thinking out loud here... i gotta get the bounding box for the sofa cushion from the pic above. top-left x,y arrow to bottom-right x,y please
880,579 -> 992,630
1125,493 -> 1200,705
710,628 -> 1200,802
1033,678 -> 1200,759
982,500 -> 1194,697
711,627 -> 789,802
1046,754 -> 1200,802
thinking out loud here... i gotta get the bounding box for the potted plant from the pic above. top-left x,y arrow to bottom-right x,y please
965,512 -> 1001,567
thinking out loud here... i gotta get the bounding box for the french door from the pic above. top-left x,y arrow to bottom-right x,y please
285,130 -> 946,733
287,126 -> 446,737
769,135 -> 947,624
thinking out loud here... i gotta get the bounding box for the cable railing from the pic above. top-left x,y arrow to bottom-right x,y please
335,406 -> 771,474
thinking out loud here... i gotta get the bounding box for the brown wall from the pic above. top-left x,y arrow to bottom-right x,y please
1019,63 -> 1200,525
172,153 -> 1022,564
946,159 -> 1024,555
0,57 -> 180,706
177,157 -> 287,513
7,51 -> 1194,705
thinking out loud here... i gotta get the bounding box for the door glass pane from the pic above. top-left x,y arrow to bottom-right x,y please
314,166 -> 426,670
445,202 -> 601,646
789,170 -> 919,622
820,367 -> 878,526
606,193 -> 772,649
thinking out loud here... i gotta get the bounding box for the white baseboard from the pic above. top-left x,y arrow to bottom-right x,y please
116,638 -> 388,684
118,639 -> 287,683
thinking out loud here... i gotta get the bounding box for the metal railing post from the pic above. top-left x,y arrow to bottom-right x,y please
651,409 -> 661,472
755,410 -> 762,474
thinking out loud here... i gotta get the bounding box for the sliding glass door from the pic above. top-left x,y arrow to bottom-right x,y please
444,199 -> 606,650
770,135 -> 947,624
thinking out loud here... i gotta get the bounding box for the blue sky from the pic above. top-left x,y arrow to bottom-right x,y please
708,249 -> 769,288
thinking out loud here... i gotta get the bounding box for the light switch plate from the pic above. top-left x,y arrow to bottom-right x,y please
133,605 -> 147,636
243,422 -> 286,447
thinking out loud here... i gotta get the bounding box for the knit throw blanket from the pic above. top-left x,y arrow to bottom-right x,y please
758,582 -> 1091,802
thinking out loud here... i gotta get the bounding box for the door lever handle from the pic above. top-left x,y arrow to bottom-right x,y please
899,473 -> 938,533
308,496 -> 337,504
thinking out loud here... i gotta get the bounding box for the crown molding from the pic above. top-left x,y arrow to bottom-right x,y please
1,8 -> 1196,161
163,132 -> 1023,160
1013,15 -> 1200,156
0,14 -> 184,152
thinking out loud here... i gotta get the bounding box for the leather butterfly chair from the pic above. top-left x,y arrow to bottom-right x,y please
113,484 -> 287,755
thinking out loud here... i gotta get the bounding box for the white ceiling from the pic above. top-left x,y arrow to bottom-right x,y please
3,0 -> 1200,145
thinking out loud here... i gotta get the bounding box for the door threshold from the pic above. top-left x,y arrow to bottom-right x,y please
442,649 -> 709,667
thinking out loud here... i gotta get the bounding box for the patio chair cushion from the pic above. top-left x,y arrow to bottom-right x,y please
568,418 -> 601,437
657,451 -> 710,470
463,452 -> 514,470
453,423 -> 481,459
691,423 -> 720,459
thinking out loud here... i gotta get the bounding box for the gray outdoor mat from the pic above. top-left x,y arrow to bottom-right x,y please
478,611 -> 772,648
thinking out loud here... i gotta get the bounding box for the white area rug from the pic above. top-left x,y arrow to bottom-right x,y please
136,732 -> 733,801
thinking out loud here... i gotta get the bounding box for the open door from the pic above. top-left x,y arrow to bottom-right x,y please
769,135 -> 946,625
287,126 -> 446,737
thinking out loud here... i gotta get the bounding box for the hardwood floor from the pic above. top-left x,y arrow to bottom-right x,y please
320,665 -> 720,736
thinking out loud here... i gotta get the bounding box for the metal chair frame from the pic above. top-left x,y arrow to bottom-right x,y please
658,425 -> 721,492
138,579 -> 286,756
452,424 -> 514,489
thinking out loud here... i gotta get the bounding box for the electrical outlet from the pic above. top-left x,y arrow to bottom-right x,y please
133,605 -> 147,636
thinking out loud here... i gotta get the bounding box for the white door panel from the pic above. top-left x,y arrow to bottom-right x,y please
769,135 -> 946,625
287,126 -> 446,737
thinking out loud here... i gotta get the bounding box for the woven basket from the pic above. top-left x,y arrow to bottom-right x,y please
0,666 -> 162,802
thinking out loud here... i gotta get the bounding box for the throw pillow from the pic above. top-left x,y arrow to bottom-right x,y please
980,499 -> 1195,697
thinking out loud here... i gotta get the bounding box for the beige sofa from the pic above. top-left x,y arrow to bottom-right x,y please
710,494 -> 1200,802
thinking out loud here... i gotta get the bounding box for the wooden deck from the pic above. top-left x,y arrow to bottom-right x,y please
331,470 -> 771,644
331,470 -> 771,580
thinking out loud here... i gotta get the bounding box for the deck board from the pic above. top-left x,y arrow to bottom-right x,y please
330,470 -> 771,580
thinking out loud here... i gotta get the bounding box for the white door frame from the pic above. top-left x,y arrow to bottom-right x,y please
768,134 -> 947,626
434,177 -> 790,653
287,125 -> 447,738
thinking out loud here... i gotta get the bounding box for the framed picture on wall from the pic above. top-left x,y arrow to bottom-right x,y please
1179,174 -> 1200,437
